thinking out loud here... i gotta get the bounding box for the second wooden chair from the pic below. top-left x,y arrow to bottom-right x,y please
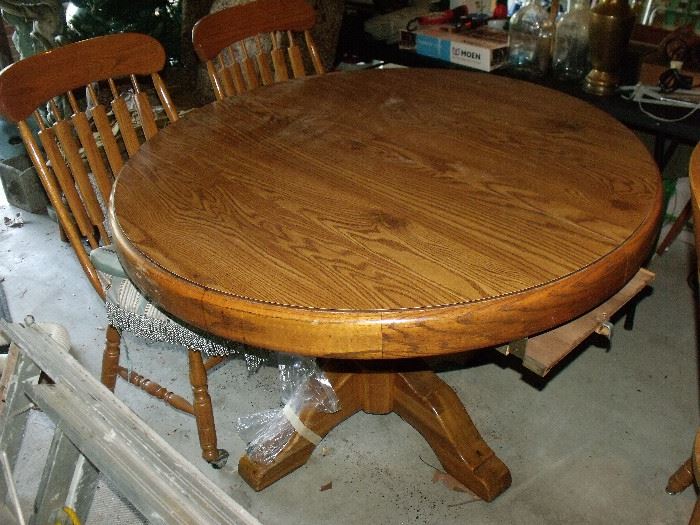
666,143 -> 700,525
192,0 -> 325,100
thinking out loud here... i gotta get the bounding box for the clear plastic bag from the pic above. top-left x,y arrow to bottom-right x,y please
236,354 -> 339,464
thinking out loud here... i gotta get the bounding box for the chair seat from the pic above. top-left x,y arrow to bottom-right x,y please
91,246 -> 245,357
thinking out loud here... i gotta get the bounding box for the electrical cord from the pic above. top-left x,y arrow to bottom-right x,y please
637,100 -> 700,122
620,70 -> 700,122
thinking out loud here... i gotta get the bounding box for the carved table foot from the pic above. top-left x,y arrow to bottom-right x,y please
238,360 -> 511,501
238,370 -> 362,491
392,368 -> 511,501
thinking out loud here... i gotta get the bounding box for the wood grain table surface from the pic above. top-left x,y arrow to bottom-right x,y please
110,68 -> 663,360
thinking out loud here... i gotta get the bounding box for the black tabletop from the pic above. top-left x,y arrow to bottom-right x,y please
359,39 -> 700,147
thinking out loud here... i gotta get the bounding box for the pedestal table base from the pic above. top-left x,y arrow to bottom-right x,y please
238,360 -> 511,502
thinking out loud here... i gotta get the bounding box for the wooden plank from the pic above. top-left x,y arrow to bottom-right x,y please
30,429 -> 98,525
0,344 -> 19,409
0,347 -> 38,525
0,320 -> 260,525
30,384 -> 234,525
0,452 -> 25,525
0,345 -> 40,480
0,503 -> 20,524
521,268 -> 655,376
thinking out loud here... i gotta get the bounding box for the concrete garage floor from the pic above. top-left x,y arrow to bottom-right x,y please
0,157 -> 699,524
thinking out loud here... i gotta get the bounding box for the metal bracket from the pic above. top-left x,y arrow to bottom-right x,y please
595,320 -> 614,341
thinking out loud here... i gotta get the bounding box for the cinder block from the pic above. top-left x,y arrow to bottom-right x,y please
0,154 -> 48,213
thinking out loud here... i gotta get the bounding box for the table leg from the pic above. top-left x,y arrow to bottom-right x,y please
392,368 -> 511,501
238,361 -> 511,501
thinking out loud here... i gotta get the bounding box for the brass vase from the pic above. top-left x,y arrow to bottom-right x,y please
583,0 -> 635,96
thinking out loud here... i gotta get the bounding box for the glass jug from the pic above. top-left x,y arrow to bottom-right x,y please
552,0 -> 591,81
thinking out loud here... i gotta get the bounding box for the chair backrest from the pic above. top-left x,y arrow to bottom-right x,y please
685,144 -> 700,522
192,0 -> 325,101
0,33 -> 179,299
690,144 -> 700,261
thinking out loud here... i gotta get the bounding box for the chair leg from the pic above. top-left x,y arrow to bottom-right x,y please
690,497 -> 700,525
101,325 -> 121,391
656,199 -> 692,255
667,457 -> 695,494
188,349 -> 228,468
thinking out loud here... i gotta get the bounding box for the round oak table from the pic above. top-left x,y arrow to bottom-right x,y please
110,68 -> 662,500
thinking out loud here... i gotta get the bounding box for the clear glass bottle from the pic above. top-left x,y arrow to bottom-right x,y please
507,0 -> 553,77
552,0 -> 591,81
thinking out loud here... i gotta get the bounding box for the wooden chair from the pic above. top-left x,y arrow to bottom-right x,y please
192,0 -> 325,101
666,143 -> 700,524
0,33 -> 240,468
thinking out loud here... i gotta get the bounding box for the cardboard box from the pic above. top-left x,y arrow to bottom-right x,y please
414,26 -> 509,72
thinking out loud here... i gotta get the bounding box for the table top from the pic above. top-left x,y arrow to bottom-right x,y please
110,68 -> 663,359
